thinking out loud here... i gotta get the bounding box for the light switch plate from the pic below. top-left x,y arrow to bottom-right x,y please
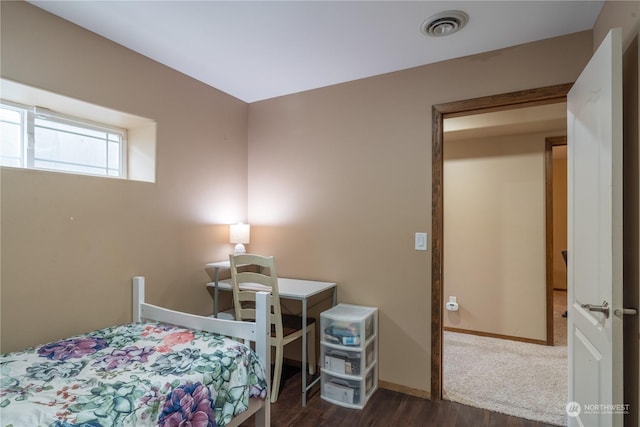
415,232 -> 428,251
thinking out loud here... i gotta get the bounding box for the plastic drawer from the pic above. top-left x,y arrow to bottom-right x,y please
321,346 -> 362,375
321,372 -> 362,406
321,304 -> 377,346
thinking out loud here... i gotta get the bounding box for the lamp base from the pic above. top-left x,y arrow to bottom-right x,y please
234,243 -> 246,254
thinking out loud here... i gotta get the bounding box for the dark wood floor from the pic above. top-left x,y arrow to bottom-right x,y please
240,368 -> 558,427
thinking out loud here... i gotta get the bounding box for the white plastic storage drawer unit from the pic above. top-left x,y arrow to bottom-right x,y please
320,303 -> 378,409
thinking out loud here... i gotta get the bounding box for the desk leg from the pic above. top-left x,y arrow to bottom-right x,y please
297,286 -> 336,407
213,268 -> 219,318
302,297 -> 308,407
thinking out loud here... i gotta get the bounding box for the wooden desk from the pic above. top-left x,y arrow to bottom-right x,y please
205,263 -> 337,406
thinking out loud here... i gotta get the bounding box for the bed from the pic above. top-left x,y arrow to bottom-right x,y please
0,276 -> 271,427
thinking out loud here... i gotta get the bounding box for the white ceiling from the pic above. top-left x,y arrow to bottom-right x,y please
28,1 -> 603,103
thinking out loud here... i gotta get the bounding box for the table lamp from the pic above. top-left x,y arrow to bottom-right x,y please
230,223 -> 250,254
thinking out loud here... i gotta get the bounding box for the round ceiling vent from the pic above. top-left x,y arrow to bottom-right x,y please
420,11 -> 469,37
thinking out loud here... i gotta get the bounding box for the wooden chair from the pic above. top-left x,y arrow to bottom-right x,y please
229,253 -> 316,403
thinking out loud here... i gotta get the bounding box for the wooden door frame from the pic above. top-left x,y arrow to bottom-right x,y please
431,83 -> 572,399
545,135 -> 568,347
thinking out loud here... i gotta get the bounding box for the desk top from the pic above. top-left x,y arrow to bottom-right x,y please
207,277 -> 336,300
206,261 -> 232,269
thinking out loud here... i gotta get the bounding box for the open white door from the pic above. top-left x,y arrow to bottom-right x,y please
567,28 -> 624,426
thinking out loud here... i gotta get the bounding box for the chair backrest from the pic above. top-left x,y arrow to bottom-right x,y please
229,254 -> 283,339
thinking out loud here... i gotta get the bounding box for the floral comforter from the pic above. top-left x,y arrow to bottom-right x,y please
0,322 -> 267,427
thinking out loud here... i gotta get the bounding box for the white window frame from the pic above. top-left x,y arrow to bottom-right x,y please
1,100 -> 128,179
0,101 -> 26,168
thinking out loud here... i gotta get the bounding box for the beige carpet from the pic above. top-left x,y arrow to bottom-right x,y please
443,331 -> 567,425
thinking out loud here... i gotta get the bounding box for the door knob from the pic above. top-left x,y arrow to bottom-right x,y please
581,300 -> 610,318
614,308 -> 638,318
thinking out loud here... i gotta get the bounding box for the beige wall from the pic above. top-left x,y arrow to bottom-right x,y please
1,2 -> 249,352
247,32 -> 592,391
442,132 -> 555,341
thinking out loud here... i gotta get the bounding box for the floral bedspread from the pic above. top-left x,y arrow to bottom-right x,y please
0,322 -> 267,427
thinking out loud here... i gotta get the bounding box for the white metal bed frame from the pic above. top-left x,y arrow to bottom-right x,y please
132,276 -> 270,427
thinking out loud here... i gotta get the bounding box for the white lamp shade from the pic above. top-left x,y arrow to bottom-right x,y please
229,223 -> 250,244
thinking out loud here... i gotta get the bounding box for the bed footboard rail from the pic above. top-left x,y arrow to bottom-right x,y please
132,276 -> 271,350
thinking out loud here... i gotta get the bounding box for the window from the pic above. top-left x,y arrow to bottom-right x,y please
1,79 -> 156,183
1,101 -> 127,178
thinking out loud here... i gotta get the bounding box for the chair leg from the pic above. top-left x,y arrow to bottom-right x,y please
307,325 -> 316,375
271,344 -> 284,403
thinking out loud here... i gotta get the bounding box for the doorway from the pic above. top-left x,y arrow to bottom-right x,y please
431,84 -> 572,401
438,100 -> 568,424
442,105 -> 566,345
